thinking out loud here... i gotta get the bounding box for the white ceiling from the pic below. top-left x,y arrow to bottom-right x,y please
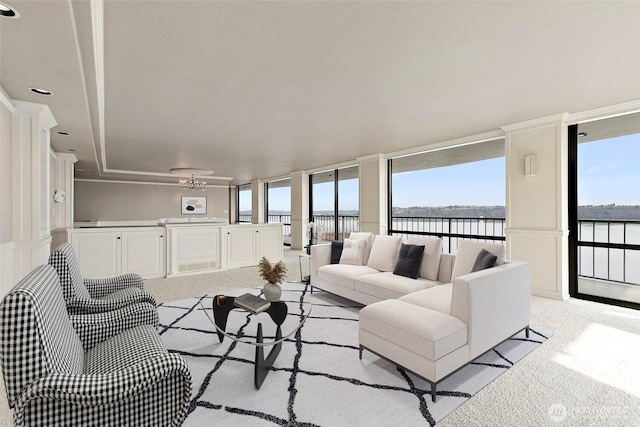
1,0 -> 639,186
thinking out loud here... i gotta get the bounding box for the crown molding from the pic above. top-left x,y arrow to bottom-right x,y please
566,99 -> 640,125
75,178 -> 231,188
0,87 -> 15,113
501,113 -> 569,133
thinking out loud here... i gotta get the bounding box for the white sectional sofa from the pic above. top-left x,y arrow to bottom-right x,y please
310,233 -> 531,402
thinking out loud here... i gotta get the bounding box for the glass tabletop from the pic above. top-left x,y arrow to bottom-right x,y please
203,289 -> 312,346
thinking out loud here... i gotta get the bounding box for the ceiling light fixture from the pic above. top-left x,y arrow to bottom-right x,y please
0,2 -> 19,18
57,131 -> 71,135
30,87 -> 53,96
170,168 -> 214,191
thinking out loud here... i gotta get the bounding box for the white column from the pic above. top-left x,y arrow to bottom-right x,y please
502,113 -> 570,300
11,100 -> 57,282
290,171 -> 308,250
251,179 -> 264,224
357,154 -> 387,235
51,152 -> 77,229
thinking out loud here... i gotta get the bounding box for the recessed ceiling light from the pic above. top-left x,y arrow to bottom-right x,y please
0,2 -> 19,18
30,87 -> 53,96
57,131 -> 71,136
578,132 -> 588,137
67,149 -> 77,152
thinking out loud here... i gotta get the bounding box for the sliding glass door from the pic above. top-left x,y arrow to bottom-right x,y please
569,113 -> 640,309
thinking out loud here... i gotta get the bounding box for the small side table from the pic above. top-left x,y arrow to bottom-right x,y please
298,253 -> 313,292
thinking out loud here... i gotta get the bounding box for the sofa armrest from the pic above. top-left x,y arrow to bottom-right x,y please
310,243 -> 332,284
450,261 -> 531,359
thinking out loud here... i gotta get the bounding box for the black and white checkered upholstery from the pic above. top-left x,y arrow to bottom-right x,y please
48,243 -> 157,315
0,265 -> 192,427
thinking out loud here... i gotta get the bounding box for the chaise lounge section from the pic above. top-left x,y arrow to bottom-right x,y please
310,234 -> 531,401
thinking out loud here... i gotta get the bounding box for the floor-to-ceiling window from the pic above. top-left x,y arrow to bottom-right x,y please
265,178 -> 291,245
389,139 -> 506,253
310,166 -> 359,241
569,113 -> 640,309
237,184 -> 252,223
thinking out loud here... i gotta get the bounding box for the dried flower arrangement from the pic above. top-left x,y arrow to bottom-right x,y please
258,256 -> 287,284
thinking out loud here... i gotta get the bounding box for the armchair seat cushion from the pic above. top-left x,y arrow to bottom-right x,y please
85,325 -> 167,374
359,299 -> 467,361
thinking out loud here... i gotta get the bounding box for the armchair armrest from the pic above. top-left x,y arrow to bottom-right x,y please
84,273 -> 144,298
70,302 -> 159,350
14,354 -> 191,419
450,261 -> 531,359
310,243 -> 332,284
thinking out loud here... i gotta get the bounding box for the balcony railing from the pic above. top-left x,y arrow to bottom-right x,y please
577,219 -> 640,285
252,213 -> 640,286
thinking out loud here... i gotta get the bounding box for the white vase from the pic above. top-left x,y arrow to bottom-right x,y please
262,282 -> 282,302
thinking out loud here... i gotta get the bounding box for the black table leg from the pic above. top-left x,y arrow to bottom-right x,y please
254,322 -> 282,389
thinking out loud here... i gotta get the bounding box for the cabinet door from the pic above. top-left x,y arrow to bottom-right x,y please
257,226 -> 283,262
121,230 -> 165,279
71,232 -> 121,279
227,227 -> 258,268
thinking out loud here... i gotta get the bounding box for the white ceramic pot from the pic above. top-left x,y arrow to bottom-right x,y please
262,282 -> 282,302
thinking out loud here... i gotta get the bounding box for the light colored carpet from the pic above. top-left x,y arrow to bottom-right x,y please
0,248 -> 638,426
159,284 -> 549,426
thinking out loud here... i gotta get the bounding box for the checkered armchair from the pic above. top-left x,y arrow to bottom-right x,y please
49,242 -> 157,315
0,265 -> 192,427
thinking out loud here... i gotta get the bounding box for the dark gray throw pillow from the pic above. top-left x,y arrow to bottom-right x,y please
392,244 -> 425,279
330,240 -> 344,264
471,248 -> 498,272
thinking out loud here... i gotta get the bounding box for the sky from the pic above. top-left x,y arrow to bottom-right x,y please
241,132 -> 639,213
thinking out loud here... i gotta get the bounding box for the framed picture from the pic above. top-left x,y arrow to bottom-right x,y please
181,196 -> 206,214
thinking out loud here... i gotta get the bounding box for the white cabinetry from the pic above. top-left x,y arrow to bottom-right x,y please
63,227 -> 165,279
227,224 -> 283,268
71,231 -> 121,278
121,230 -> 165,279
165,224 -> 222,277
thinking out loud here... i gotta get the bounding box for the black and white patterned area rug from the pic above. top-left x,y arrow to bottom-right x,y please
158,283 -> 551,426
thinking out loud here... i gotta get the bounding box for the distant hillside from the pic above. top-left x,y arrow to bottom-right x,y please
256,205 -> 640,220
392,205 -> 505,218
393,205 -> 639,220
577,205 -> 640,220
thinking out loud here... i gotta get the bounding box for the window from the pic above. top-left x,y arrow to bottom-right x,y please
237,184 -> 252,223
265,178 -> 291,245
389,139 -> 506,253
310,166 -> 359,241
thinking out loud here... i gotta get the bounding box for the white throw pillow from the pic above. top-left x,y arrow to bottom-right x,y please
366,235 -> 402,272
348,232 -> 375,264
406,236 -> 443,281
339,239 -> 366,265
451,240 -> 505,280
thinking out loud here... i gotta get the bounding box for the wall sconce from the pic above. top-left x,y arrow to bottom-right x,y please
524,155 -> 537,177
53,190 -> 66,203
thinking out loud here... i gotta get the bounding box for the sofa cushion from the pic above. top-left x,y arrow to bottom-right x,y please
317,264 -> 380,290
355,272 -> 440,300
451,240 -> 505,280
398,283 -> 453,315
359,299 -> 467,361
349,232 -> 376,265
407,236 -> 443,281
471,248 -> 497,272
340,238 -> 366,265
330,240 -> 344,264
366,235 -> 402,272
393,244 -> 425,279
